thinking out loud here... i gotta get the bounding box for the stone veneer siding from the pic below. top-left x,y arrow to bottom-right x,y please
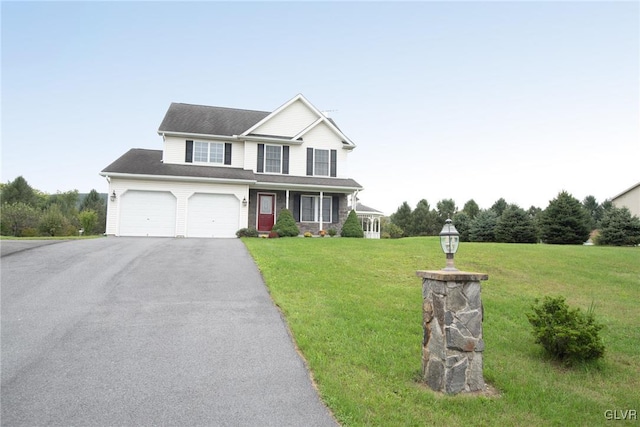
248,190 -> 349,235
417,270 -> 488,394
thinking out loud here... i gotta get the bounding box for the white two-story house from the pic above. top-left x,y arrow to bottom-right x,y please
100,94 -> 364,238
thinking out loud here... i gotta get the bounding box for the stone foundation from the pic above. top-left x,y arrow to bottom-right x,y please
417,270 -> 488,394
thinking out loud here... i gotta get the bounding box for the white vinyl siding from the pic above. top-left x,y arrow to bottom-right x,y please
162,137 -> 243,167
252,99 -> 318,137
300,196 -> 331,222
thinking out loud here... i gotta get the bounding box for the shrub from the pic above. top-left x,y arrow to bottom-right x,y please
236,227 -> 259,238
78,209 -> 98,235
304,231 -> 312,238
527,296 -> 605,365
1,201 -> 40,236
38,205 -> 69,236
269,230 -> 279,238
327,228 -> 337,237
271,209 -> 300,237
386,223 -> 404,239
341,210 -> 364,238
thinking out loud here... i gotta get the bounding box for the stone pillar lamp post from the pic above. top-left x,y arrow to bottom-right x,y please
417,218 -> 488,394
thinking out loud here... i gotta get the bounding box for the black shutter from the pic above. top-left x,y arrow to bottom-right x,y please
306,148 -> 314,176
185,140 -> 193,163
293,194 -> 301,221
332,196 -> 339,223
224,143 -> 232,165
257,144 -> 264,173
330,150 -> 337,177
282,146 -> 289,174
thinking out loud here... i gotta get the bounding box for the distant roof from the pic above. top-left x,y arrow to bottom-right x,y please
353,203 -> 384,214
158,103 -> 270,136
611,182 -> 640,201
101,149 -> 362,190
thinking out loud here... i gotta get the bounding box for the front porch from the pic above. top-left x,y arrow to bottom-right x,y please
247,189 -> 350,236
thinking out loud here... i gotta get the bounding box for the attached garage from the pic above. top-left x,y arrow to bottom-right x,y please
119,190 -> 177,237
187,193 -> 240,238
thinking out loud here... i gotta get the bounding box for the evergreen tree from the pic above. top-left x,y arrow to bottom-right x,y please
468,210 -> 498,242
582,195 -> 603,231
494,205 -> 538,243
390,201 -> 412,237
597,206 -> 640,246
341,210 -> 364,238
539,191 -> 590,244
411,199 -> 435,236
462,199 -> 480,219
271,209 -> 300,237
490,198 -> 508,217
452,211 -> 471,242
436,199 -> 457,222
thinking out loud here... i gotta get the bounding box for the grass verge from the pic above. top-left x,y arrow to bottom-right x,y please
244,237 -> 639,426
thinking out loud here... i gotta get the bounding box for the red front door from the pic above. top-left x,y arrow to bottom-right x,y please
257,194 -> 275,232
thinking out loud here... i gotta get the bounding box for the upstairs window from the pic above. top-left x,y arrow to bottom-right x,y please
314,149 -> 329,176
265,145 -> 282,173
307,148 -> 337,177
194,141 -> 224,163
257,144 -> 289,174
186,140 -> 232,165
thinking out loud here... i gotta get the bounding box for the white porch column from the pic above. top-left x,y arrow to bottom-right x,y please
286,190 -> 290,210
319,191 -> 324,232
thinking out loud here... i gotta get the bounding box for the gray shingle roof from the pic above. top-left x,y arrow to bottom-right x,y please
254,173 -> 362,190
101,149 -> 363,190
354,203 -> 384,214
158,103 -> 270,136
101,149 -> 255,181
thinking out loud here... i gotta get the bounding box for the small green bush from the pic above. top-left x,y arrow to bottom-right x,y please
386,223 -> 404,239
527,296 -> 605,365
271,209 -> 300,237
327,228 -> 337,237
236,227 -> 259,238
341,210 -> 364,238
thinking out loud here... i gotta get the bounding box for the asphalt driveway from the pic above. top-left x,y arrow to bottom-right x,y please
1,238 -> 338,426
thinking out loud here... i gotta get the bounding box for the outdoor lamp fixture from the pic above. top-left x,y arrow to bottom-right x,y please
439,218 -> 460,271
110,191 -> 116,202
242,197 -> 248,207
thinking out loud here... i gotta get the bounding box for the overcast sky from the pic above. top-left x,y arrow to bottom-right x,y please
2,1 -> 638,215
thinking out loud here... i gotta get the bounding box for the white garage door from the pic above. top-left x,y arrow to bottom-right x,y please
119,191 -> 177,237
187,193 -> 239,238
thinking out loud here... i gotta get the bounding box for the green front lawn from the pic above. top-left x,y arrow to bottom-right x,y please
244,237 -> 639,426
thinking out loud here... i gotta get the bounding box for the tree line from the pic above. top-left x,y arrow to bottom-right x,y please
386,191 -> 640,246
1,176 -> 106,237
